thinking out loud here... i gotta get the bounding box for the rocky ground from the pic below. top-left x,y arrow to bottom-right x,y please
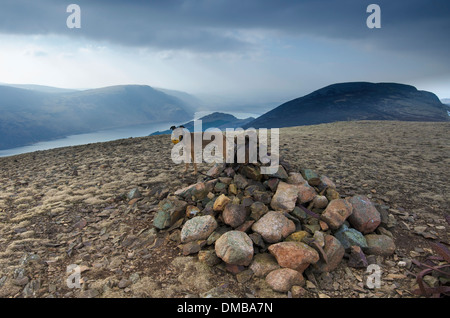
0,120 -> 448,298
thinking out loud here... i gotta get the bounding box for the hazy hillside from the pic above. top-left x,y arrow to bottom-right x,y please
150,112 -> 255,135
0,83 -> 79,94
245,82 -> 449,129
155,87 -> 203,115
0,85 -> 194,150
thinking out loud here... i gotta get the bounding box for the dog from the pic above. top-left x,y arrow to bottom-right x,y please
170,125 -> 229,175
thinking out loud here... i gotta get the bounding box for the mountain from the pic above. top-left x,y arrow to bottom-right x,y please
0,84 -> 193,150
244,82 -> 449,129
155,87 -> 203,115
0,83 -> 79,94
150,112 -> 255,135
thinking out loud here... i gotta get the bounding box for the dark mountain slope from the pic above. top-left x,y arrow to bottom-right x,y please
245,82 -> 449,129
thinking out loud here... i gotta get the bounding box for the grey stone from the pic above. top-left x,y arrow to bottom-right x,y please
290,206 -> 307,221
287,172 -> 306,185
181,215 -> 218,243
22,279 -> 40,298
215,231 -> 254,266
127,188 -> 142,200
129,273 -> 140,284
364,234 -> 396,256
270,181 -> 298,212
234,173 -> 249,189
118,278 -> 132,289
334,224 -> 368,250
249,232 -> 266,249
0,276 -> 6,288
251,211 -> 296,243
214,182 -> 227,192
301,169 -> 321,186
174,182 -> 209,201
249,253 -> 280,277
153,197 -> 187,230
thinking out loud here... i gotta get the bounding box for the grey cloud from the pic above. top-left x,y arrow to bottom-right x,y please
0,0 -> 449,58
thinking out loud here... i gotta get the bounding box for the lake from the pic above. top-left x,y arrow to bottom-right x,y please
0,111 -> 261,157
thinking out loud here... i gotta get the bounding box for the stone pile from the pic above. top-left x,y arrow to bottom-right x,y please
152,160 -> 396,294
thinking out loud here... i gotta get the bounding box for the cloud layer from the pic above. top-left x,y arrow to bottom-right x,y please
0,0 -> 448,57
0,1 -> 449,98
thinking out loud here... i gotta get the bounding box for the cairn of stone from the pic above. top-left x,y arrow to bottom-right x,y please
152,160 -> 396,293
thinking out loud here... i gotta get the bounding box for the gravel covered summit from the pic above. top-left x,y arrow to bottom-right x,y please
0,121 -> 448,298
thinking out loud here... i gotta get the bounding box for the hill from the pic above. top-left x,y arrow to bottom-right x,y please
0,83 -> 79,94
244,82 -> 449,129
0,85 -> 193,150
150,112 -> 255,135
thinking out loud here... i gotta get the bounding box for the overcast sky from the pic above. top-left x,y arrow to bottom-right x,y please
0,0 -> 449,104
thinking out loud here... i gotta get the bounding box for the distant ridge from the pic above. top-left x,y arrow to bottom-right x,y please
0,83 -> 79,94
245,82 -> 449,129
0,84 -> 193,150
150,112 -> 255,135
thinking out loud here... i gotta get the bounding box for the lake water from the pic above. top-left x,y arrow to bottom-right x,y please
0,111 -> 261,158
